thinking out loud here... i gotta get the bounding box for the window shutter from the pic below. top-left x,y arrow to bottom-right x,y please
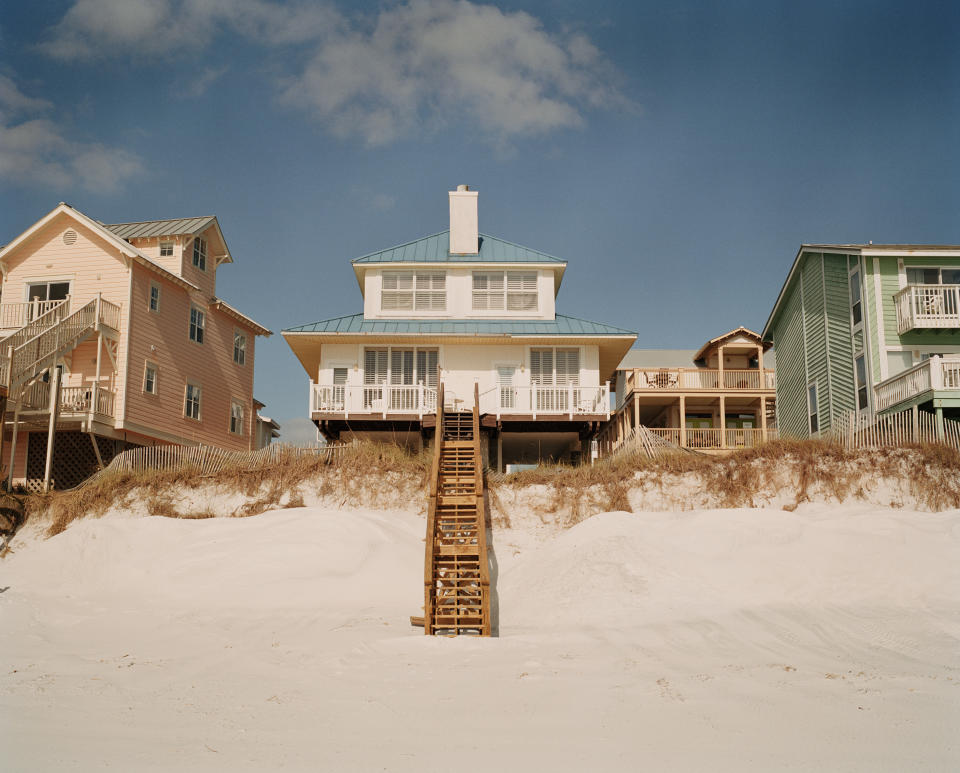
365,349 -> 388,384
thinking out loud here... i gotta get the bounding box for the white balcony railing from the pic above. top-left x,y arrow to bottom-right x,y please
21,382 -> 117,418
479,383 -> 610,419
0,298 -> 70,330
874,356 -> 960,412
895,284 -> 960,334
312,383 -> 438,417
647,427 -> 779,449
623,367 -> 776,395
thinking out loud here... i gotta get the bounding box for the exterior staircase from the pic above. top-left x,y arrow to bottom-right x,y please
423,383 -> 492,636
0,296 -> 120,398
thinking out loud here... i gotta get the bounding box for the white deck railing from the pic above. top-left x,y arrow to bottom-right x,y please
895,284 -> 960,334
0,298 -> 70,330
21,382 -> 117,418
874,356 -> 960,412
623,367 -> 776,394
647,427 -> 778,449
479,383 -> 610,419
312,383 -> 438,418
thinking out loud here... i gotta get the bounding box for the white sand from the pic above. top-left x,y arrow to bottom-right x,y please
2,503 -> 958,771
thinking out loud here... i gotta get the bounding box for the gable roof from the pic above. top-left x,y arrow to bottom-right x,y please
283,313 -> 632,336
351,230 -> 566,265
762,243 -> 960,341
103,215 -> 233,264
693,326 -> 769,361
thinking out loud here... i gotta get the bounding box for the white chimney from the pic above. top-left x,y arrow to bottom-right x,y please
448,184 -> 479,255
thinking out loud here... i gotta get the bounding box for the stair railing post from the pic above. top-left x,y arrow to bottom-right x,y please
43,365 -> 62,493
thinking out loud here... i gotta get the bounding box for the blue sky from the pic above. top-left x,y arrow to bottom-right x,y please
1,0 -> 957,441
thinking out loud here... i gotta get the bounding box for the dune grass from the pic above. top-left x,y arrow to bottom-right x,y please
18,438 -> 960,538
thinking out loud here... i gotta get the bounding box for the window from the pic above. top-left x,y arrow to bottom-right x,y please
906,267 -> 960,285
472,271 -> 538,311
363,347 -> 438,409
854,355 -> 869,411
185,383 -> 201,420
807,382 -> 819,434
149,282 -> 160,313
381,271 -> 446,311
233,330 -> 246,365
192,238 -> 207,271
189,306 -> 205,344
849,269 -> 862,326
531,347 -> 580,411
230,401 -> 244,435
143,362 -> 158,395
160,242 -> 173,258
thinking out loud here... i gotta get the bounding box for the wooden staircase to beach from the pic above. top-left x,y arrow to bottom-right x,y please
422,383 -> 491,636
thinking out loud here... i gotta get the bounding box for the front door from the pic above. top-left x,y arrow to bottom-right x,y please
497,366 -> 516,411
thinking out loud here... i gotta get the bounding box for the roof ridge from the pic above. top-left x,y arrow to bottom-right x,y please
351,230 -> 451,263
478,232 -> 565,263
104,215 -> 216,227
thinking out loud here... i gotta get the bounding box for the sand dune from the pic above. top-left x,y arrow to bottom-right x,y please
2,503 -> 958,771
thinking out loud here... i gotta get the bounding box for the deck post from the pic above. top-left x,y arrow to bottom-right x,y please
935,406 -> 946,441
43,365 -> 62,493
679,395 -> 687,448
633,394 -> 640,434
760,395 -> 768,441
718,345 -> 725,389
6,398 -> 21,490
719,394 -> 726,449
496,429 -> 503,473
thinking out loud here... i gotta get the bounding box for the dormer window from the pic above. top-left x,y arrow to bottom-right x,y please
160,241 -> 174,257
192,238 -> 207,271
381,271 -> 446,311
472,271 -> 538,311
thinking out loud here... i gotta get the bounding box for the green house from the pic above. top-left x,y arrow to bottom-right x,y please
762,244 -> 960,437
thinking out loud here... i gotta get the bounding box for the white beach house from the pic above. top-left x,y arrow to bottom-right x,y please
283,186 -> 636,468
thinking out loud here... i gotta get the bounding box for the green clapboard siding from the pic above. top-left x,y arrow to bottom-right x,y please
823,253 -> 856,421
772,275 -> 808,437
801,255 -> 829,430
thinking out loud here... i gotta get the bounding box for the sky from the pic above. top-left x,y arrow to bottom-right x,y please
1,0 -> 958,442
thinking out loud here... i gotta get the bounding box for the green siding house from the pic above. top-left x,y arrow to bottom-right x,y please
762,244 -> 960,438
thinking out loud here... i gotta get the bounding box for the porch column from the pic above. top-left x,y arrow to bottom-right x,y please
718,345 -> 725,390
757,344 -> 764,374
760,395 -> 768,441
719,394 -> 726,449
633,394 -> 640,434
679,395 -> 687,448
6,401 -> 21,490
43,365 -> 62,493
935,406 -> 946,442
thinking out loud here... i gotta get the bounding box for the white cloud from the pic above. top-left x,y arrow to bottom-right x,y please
39,0 -> 342,59
282,0 -> 626,145
40,0 -> 628,146
183,66 -> 229,99
0,76 -> 143,193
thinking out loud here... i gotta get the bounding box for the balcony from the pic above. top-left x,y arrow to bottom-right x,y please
874,356 -> 960,412
646,427 -> 779,450
20,382 -> 117,418
894,284 -> 960,334
621,367 -> 775,401
312,383 -> 438,418
0,298 -> 69,332
478,384 -> 610,419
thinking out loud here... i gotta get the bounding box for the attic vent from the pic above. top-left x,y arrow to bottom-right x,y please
63,229 -> 78,246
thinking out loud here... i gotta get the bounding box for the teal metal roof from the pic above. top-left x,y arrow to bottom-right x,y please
283,313 -> 634,336
351,230 -> 566,265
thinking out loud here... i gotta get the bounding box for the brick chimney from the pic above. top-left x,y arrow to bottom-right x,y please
448,184 -> 479,255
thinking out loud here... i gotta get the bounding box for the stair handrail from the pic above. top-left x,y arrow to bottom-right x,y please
0,296 -> 71,354
423,381 -> 445,635
6,298 -> 99,389
472,379 -> 491,635
428,382 -> 444,498
472,381 -> 482,493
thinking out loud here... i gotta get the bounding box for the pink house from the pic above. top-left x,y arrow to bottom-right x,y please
0,203 -> 271,490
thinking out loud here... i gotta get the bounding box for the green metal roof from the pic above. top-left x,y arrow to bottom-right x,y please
351,230 -> 566,265
283,313 -> 634,336
103,216 -> 218,240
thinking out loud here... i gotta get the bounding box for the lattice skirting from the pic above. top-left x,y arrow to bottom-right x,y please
25,432 -> 140,491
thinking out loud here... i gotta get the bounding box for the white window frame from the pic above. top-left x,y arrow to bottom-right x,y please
149,281 -> 161,313
159,241 -> 174,258
143,361 -> 158,395
381,270 -> 446,312
192,238 -> 207,271
229,400 -> 244,435
185,382 -> 202,421
854,354 -> 869,412
189,305 -> 205,344
905,266 -> 960,286
233,329 -> 246,365
848,266 -> 863,330
472,271 -> 538,312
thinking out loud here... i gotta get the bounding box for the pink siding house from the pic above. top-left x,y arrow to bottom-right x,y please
0,203 -> 271,490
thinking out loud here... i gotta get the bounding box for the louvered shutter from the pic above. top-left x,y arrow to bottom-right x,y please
531,348 -> 553,385
364,349 -> 388,384
506,272 -> 537,311
556,348 -> 580,385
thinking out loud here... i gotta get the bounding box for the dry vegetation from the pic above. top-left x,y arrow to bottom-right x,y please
15,439 -> 960,539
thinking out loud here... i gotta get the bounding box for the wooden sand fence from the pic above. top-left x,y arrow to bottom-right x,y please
831,408 -> 960,451
70,442 -> 353,490
606,425 -> 688,460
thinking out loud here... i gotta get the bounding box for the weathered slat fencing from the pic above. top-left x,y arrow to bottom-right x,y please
70,442 -> 352,490
831,408 -> 960,451
607,425 -> 688,460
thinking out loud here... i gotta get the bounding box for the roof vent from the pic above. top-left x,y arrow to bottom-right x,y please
63,229 -> 77,246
